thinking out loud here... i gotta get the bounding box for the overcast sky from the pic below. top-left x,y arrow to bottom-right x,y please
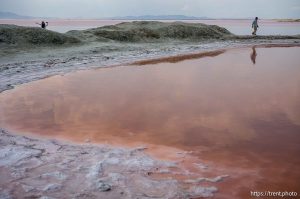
1,0 -> 300,19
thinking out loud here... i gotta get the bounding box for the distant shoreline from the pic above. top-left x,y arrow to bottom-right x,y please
0,18 -> 240,20
277,19 -> 300,22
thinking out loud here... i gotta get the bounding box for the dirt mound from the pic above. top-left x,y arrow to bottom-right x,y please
67,21 -> 233,42
0,24 -> 80,46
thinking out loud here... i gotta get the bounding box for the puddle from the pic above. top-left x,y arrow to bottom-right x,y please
1,47 -> 300,197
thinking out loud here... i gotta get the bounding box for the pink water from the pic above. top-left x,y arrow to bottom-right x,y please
1,47 -> 300,198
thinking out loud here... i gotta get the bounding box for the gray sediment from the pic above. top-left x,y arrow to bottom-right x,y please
0,128 -> 226,199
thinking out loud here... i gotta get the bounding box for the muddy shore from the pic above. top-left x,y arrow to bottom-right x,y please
0,128 -> 233,199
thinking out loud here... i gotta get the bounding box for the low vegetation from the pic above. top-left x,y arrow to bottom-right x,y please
67,21 -> 233,42
0,24 -> 80,46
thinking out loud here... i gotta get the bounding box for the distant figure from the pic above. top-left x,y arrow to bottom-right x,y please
250,46 -> 257,64
252,17 -> 259,35
36,21 -> 48,29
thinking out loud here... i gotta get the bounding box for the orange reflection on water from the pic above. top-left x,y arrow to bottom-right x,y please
1,47 -> 300,197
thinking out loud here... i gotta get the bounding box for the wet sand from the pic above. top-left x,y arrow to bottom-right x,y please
1,47 -> 300,198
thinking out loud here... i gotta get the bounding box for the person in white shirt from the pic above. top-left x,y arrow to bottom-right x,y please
252,17 -> 259,35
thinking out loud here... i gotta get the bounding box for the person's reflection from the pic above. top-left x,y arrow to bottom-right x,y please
250,46 -> 257,64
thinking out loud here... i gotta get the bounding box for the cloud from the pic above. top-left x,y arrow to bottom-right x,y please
291,6 -> 300,10
182,4 -> 190,11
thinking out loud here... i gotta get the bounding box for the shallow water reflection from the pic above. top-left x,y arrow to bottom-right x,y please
250,46 -> 257,64
1,47 -> 300,196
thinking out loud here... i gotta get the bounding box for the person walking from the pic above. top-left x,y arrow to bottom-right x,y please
252,17 -> 259,35
36,21 -> 48,29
